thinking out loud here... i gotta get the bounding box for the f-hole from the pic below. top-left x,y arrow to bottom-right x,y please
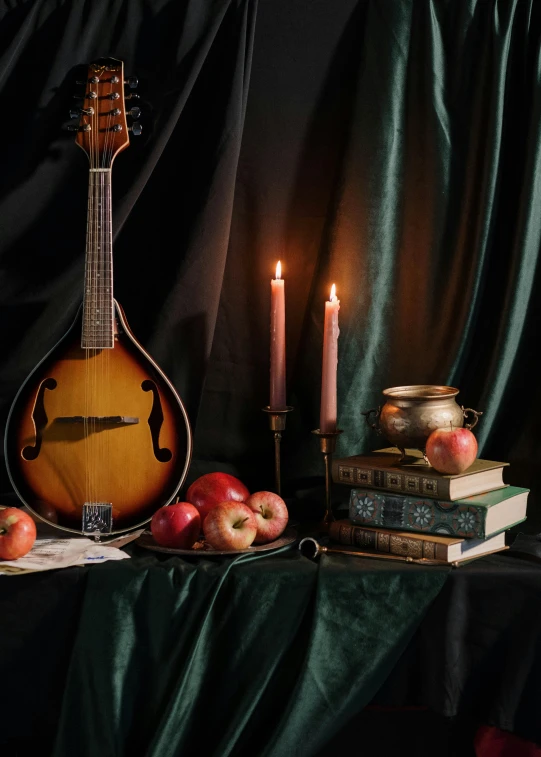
22,378 -> 57,460
141,380 -> 173,463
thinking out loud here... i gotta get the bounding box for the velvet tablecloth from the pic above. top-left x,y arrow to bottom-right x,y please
2,544 -> 541,756
2,544 -> 447,757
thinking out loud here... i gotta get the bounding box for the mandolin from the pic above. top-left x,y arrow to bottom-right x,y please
4,58 -> 192,535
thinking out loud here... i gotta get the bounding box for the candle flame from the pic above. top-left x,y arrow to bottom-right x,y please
276,261 -> 282,279
330,284 -> 337,301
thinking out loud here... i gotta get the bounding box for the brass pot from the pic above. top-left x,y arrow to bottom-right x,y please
362,385 -> 482,461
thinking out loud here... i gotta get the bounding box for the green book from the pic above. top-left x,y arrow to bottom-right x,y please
348,485 -> 529,539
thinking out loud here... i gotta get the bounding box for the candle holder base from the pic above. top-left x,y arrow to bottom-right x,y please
262,406 -> 294,496
312,428 -> 343,532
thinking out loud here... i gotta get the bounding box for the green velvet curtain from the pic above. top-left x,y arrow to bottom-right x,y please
51,550 -> 449,757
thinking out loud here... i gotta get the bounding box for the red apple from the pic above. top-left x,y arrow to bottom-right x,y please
203,501 -> 257,551
186,472 -> 250,522
151,502 -> 201,549
425,426 -> 478,474
245,491 -> 289,544
0,507 -> 37,560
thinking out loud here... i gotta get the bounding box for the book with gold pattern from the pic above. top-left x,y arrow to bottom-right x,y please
332,447 -> 509,500
328,520 -> 507,563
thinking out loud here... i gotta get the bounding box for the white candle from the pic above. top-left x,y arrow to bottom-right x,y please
320,284 -> 340,432
270,261 -> 286,409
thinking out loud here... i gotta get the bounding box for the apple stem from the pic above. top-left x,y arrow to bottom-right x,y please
0,528 -> 5,536
233,517 -> 250,529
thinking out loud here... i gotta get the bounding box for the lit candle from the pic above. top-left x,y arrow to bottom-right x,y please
270,261 -> 286,409
320,284 -> 340,432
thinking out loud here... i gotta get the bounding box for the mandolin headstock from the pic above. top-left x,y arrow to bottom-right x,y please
71,57 -> 142,167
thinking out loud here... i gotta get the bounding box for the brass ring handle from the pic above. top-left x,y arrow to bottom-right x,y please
361,407 -> 382,434
462,406 -> 483,430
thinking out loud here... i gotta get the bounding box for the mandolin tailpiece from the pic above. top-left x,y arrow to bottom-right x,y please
82,503 -> 113,534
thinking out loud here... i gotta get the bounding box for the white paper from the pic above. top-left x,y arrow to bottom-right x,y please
0,529 -> 144,575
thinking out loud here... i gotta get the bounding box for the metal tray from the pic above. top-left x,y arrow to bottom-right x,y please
136,526 -> 297,557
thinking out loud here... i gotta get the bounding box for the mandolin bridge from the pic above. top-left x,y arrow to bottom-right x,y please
55,416 -> 139,425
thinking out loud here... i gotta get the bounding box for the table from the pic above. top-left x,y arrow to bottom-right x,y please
1,540 -> 540,757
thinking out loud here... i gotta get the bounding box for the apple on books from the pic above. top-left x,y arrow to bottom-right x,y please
425,425 -> 478,475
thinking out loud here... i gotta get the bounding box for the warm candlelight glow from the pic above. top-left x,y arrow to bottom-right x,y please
330,283 -> 337,301
276,261 -> 282,280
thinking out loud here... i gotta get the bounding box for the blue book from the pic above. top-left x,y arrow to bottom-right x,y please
349,485 -> 529,539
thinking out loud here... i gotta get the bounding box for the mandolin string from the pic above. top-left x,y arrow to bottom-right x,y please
81,65 -> 123,519
88,74 -> 95,510
85,79 -> 94,511
103,72 -> 113,511
101,68 -> 116,513
83,79 -> 90,512
91,70 -> 99,510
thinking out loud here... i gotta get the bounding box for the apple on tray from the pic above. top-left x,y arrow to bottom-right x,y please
186,472 -> 250,521
425,425 -> 478,474
0,507 -> 37,560
245,491 -> 289,544
151,502 -> 201,549
203,501 -> 258,551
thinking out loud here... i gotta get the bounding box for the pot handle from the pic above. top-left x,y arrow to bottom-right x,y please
462,406 -> 483,430
362,407 -> 382,434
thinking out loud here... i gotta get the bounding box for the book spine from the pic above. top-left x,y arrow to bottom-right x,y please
328,522 -> 449,560
348,489 -> 487,539
332,460 -> 450,499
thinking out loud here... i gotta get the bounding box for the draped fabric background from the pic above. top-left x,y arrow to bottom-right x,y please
0,0 -> 540,526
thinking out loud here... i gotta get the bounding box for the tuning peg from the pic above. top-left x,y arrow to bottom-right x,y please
128,122 -> 143,136
125,76 -> 138,89
69,107 -> 94,118
125,93 -> 140,101
64,123 -> 91,132
128,106 -> 141,119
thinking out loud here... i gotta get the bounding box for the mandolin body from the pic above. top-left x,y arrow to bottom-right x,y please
4,301 -> 192,533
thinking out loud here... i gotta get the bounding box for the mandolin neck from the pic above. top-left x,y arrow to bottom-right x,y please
82,168 -> 114,349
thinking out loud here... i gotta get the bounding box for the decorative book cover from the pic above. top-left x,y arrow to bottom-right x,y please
348,486 -> 529,539
328,520 -> 506,563
333,447 -> 509,501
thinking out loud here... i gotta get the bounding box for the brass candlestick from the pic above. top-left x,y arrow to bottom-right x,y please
312,428 -> 343,530
262,406 -> 293,495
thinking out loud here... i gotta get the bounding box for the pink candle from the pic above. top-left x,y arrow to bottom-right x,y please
320,284 -> 340,432
270,261 -> 286,409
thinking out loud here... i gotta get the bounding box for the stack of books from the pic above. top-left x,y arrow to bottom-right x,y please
330,447 -> 529,566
